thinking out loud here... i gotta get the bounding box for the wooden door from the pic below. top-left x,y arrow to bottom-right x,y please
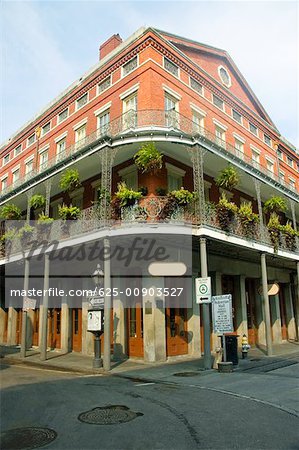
127,305 -> 144,357
245,279 -> 258,345
16,309 -> 22,344
166,308 -> 188,356
2,309 -> 8,343
279,287 -> 288,341
32,309 -> 39,346
48,308 -> 61,349
72,309 -> 82,352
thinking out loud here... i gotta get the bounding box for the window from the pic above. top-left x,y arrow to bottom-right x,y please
190,77 -> 203,94
287,156 -> 293,168
12,169 -> 20,183
28,134 -> 36,146
1,177 -> 8,191
76,93 -> 88,110
218,66 -> 231,87
58,108 -> 68,123
165,93 -> 178,127
264,134 -> 271,147
212,94 -> 224,110
192,110 -> 205,134
279,171 -> 285,181
164,57 -> 179,77
70,188 -> 84,209
232,109 -> 242,124
118,165 -> 138,190
266,159 -> 274,173
215,125 -> 226,147
39,150 -> 48,169
277,149 -> 283,160
289,178 -> 295,189
98,76 -> 111,94
3,154 -> 10,165
25,159 -> 33,177
14,145 -> 22,157
42,122 -> 51,136
123,93 -> 137,128
97,110 -> 110,133
249,123 -> 258,136
122,56 -> 138,76
251,149 -> 260,168
166,163 -> 185,191
297,162 -> 299,172
56,138 -> 66,162
235,138 -> 244,158
75,124 -> 86,143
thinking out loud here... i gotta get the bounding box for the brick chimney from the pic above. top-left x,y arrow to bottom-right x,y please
99,34 -> 122,60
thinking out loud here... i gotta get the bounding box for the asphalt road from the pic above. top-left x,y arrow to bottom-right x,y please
1,363 -> 299,450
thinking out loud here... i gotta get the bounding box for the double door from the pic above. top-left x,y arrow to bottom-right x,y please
48,308 -> 61,349
166,308 -> 188,356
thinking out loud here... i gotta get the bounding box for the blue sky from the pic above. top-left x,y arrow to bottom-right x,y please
1,0 -> 298,147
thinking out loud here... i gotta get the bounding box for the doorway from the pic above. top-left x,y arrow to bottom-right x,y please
72,308 -> 82,352
245,279 -> 258,345
48,308 -> 61,349
166,308 -> 188,356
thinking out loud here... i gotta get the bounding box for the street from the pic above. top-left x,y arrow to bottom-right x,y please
1,361 -> 299,450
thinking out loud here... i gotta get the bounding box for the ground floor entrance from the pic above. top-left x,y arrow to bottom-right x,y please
48,308 -> 61,349
166,308 -> 188,356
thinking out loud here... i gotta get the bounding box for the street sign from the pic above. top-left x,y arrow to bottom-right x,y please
88,296 -> 104,309
195,277 -> 211,303
212,294 -> 233,334
87,310 -> 102,332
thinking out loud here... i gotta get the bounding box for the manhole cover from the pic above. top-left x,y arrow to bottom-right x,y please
1,427 -> 57,450
78,405 -> 143,425
173,371 -> 200,377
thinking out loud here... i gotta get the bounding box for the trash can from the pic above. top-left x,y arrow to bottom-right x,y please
222,334 -> 239,365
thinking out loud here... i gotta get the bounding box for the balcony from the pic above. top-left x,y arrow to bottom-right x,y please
2,198 -> 298,260
1,110 -> 298,202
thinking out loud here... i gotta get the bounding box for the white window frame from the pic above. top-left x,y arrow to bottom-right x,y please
191,104 -> 206,134
264,134 -> 272,147
266,156 -> 275,173
163,57 -> 180,78
287,156 -> 293,168
232,109 -> 243,125
251,145 -> 261,168
27,134 -> 36,147
41,121 -> 51,136
12,166 -> 20,183
76,92 -> 89,111
39,147 -> 49,169
218,65 -> 232,88
212,94 -> 224,111
1,175 -> 8,191
249,122 -> 258,136
121,55 -> 139,78
58,108 -> 69,124
289,177 -> 296,189
3,154 -> 10,166
166,163 -> 185,191
14,145 -> 22,157
97,76 -> 112,96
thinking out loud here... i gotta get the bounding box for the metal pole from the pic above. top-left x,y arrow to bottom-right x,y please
93,331 -> 103,368
103,237 -> 111,371
200,237 -> 212,369
20,258 -> 30,358
40,254 -> 50,360
261,253 -> 273,356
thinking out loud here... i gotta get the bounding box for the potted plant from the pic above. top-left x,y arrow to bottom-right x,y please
158,188 -> 194,220
0,203 -> 22,220
59,168 -> 81,192
238,202 -> 259,238
114,182 -> 143,207
280,222 -> 298,252
0,228 -> 18,255
267,213 -> 281,252
155,187 -> 167,196
29,194 -> 46,210
216,193 -> 238,232
134,143 -> 163,174
263,196 -> 287,215
58,204 -> 81,221
138,186 -> 148,196
37,213 -> 54,240
18,224 -> 35,246
215,165 -> 240,191
169,188 -> 195,206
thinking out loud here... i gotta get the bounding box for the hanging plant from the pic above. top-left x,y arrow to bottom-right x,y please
58,204 -> 81,221
267,213 -> 281,252
0,203 -> 22,220
134,143 -> 163,174
280,222 -> 298,252
37,214 -> 54,240
216,193 -> 238,232
238,202 -> 259,238
263,196 -> 287,215
115,182 -> 142,207
59,168 -> 81,192
215,165 -> 240,191
29,194 -> 46,210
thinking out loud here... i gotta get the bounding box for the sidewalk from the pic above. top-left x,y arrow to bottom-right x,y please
1,341 -> 299,377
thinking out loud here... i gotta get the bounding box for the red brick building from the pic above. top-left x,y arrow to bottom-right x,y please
0,27 -> 298,362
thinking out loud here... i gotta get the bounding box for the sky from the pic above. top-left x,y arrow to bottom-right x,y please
1,0 -> 298,147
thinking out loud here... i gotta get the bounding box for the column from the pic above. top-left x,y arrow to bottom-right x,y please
289,200 -> 297,232
187,276 -> 201,357
142,276 -> 166,363
113,276 -> 127,360
261,253 -> 273,356
254,279 -> 266,346
40,254 -> 50,360
284,284 -> 296,341
20,258 -> 30,358
270,294 -> 282,344
200,237 -> 212,369
235,275 -> 248,346
187,145 -> 205,222
103,237 -> 112,370
254,179 -> 264,238
82,301 -> 94,355
98,147 -> 118,224
61,295 -> 71,353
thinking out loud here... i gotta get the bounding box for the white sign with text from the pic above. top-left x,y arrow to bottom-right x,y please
212,294 -> 233,333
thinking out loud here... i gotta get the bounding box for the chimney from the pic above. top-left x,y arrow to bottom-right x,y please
99,34 -> 122,60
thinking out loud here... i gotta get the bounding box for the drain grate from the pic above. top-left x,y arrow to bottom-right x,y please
173,371 -> 201,377
78,405 -> 143,425
0,427 -> 57,450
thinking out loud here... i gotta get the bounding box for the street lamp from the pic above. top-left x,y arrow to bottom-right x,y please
88,264 -> 104,368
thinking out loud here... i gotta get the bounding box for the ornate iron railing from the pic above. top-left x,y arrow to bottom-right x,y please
1,110 -> 298,200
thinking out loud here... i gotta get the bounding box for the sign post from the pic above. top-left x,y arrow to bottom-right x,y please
211,294 -> 233,362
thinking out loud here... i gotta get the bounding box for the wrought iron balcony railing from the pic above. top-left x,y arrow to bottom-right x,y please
1,109 -> 298,200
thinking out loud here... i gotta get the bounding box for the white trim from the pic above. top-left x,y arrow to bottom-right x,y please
24,154 -> 34,163
14,144 -> 22,157
218,65 -> 232,88
11,164 -> 21,173
165,162 -> 186,177
94,101 -> 112,117
54,132 -> 68,143
118,164 -> 137,177
38,144 -> 50,154
289,177 -> 295,183
96,75 -> 112,96
250,144 -> 261,154
162,85 -> 182,101
75,92 -> 89,111
163,56 -> 180,79
265,155 -> 275,163
213,119 -> 228,131
73,118 -> 88,131
119,83 -> 139,100
190,103 -> 206,117
121,55 -> 139,78
233,133 -> 246,143
58,107 -> 69,124
0,174 -> 8,181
